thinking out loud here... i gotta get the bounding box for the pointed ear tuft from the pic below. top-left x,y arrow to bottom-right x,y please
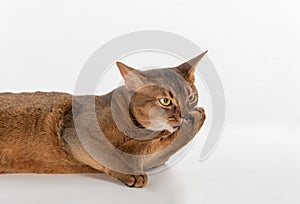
186,50 -> 208,71
116,62 -> 145,91
172,50 -> 208,83
116,61 -> 135,78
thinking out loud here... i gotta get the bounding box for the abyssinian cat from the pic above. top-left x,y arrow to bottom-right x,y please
0,51 -> 207,188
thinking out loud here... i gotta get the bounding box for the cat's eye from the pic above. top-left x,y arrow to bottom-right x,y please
159,98 -> 172,106
188,95 -> 196,103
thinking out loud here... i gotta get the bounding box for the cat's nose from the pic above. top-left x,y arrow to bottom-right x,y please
182,114 -> 194,124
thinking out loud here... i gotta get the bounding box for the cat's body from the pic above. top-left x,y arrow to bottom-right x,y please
0,92 -> 97,174
0,52 -> 207,187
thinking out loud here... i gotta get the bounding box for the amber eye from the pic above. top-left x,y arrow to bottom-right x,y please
188,95 -> 196,103
159,98 -> 172,106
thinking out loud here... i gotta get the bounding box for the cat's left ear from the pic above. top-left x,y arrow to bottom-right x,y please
172,50 -> 208,83
116,62 -> 145,91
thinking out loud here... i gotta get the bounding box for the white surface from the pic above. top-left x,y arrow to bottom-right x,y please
1,123 -> 299,204
0,0 -> 299,203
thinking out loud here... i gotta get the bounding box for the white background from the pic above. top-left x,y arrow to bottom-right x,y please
0,0 -> 299,203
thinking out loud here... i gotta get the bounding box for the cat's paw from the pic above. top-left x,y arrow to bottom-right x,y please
119,173 -> 148,188
191,107 -> 206,130
194,107 -> 205,116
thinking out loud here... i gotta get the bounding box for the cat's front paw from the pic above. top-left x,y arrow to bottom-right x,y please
195,107 -> 205,116
119,173 -> 148,188
191,107 -> 206,130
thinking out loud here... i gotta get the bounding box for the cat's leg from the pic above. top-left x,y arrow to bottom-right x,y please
115,107 -> 206,170
148,106 -> 206,168
70,147 -> 148,187
62,128 -> 148,187
71,147 -> 148,187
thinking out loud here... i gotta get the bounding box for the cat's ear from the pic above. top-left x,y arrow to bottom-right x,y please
116,62 -> 145,91
172,50 -> 208,83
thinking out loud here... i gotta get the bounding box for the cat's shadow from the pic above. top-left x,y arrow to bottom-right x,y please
80,170 -> 185,203
81,173 -> 124,186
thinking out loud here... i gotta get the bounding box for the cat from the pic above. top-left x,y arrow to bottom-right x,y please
0,51 -> 207,188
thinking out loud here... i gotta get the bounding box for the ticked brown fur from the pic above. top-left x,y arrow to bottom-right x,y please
0,52 -> 207,188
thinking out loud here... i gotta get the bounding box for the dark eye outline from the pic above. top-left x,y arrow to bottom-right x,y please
188,94 -> 196,103
159,98 -> 172,106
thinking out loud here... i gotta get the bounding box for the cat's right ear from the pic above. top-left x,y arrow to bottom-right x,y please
116,62 -> 145,91
171,50 -> 208,83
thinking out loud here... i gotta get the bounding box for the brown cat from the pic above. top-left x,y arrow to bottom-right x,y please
0,51 -> 207,188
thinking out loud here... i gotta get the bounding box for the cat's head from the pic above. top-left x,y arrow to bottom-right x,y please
116,51 -> 207,133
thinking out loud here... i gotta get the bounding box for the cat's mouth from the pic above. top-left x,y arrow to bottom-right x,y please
166,125 -> 180,133
145,121 -> 180,133
166,115 -> 194,131
172,125 -> 180,130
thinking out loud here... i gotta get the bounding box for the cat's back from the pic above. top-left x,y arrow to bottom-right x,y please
0,92 -> 93,173
0,91 -> 71,110
0,91 -> 72,139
